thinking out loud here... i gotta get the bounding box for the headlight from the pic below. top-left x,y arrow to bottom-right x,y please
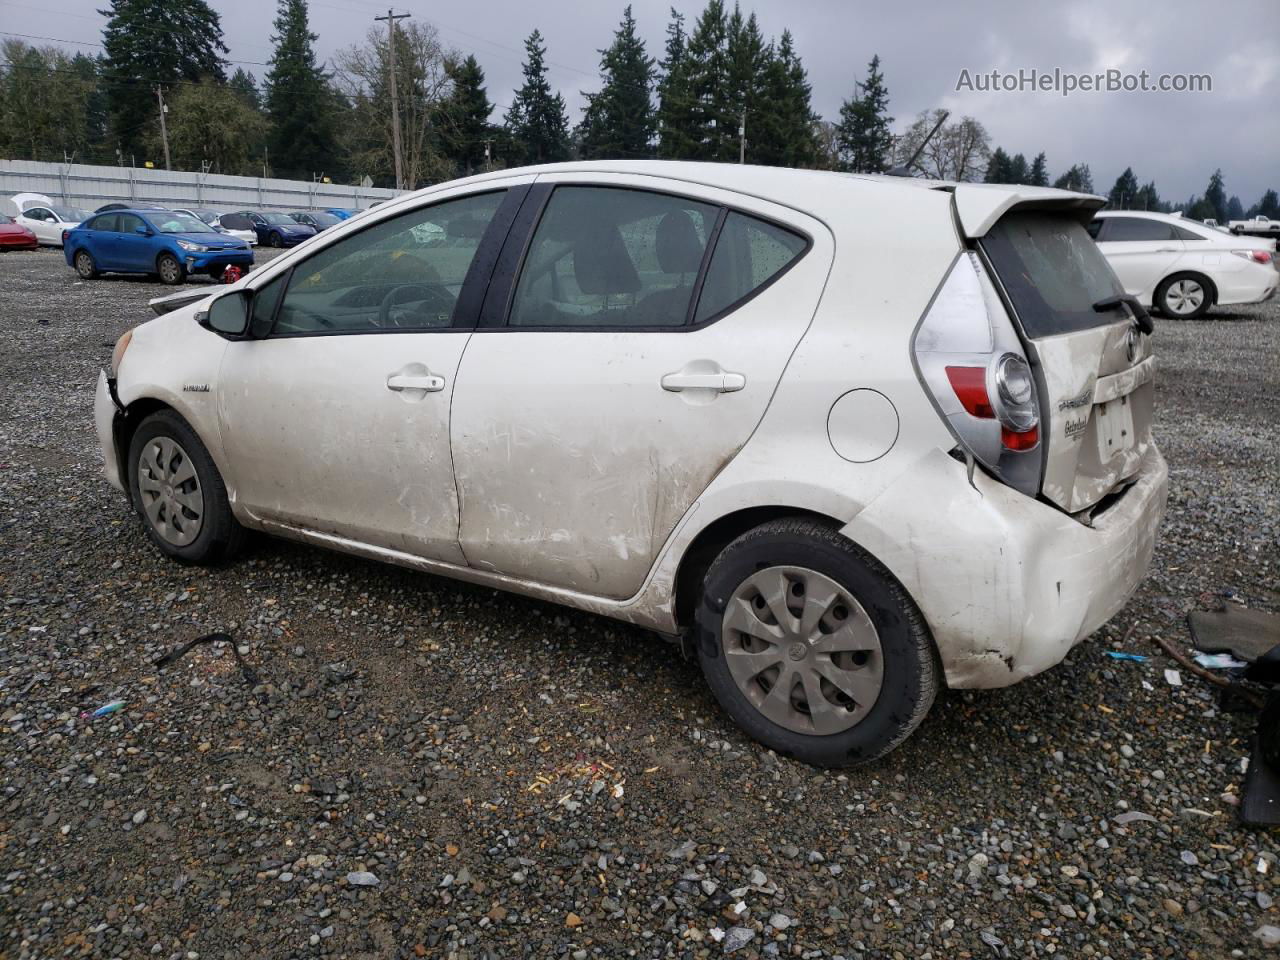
177,239 -> 209,252
111,329 -> 133,377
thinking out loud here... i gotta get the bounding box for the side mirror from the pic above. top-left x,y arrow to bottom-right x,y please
135,225 -> 151,236
198,290 -> 251,338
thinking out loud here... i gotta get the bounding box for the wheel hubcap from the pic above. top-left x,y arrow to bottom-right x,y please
1166,279 -> 1204,315
161,260 -> 177,281
136,436 -> 203,546
721,565 -> 884,736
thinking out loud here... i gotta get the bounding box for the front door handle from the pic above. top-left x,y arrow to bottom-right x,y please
1155,247 -> 1178,253
387,373 -> 445,392
661,370 -> 746,393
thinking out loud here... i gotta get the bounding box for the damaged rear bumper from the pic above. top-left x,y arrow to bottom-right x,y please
841,444 -> 1168,688
95,368 -> 125,492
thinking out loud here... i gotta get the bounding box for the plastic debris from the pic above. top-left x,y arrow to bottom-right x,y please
1114,810 -> 1159,825
1193,652 -> 1249,670
1164,669 -> 1183,687
84,700 -> 126,719
1106,651 -> 1149,662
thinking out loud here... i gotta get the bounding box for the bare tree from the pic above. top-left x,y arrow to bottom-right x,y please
894,109 -> 991,182
334,21 -> 455,187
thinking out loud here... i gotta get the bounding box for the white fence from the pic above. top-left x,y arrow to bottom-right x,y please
0,158 -> 402,213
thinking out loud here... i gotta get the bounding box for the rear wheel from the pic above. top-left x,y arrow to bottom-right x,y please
269,231 -> 283,248
157,252 -> 184,285
127,410 -> 246,564
1155,273 -> 1212,319
694,518 -> 939,767
74,249 -> 98,279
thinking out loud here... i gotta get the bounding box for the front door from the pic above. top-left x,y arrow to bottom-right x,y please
449,177 -> 832,599
217,187 -> 519,562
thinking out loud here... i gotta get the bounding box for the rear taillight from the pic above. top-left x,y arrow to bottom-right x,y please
913,253 -> 1043,496
1232,249 -> 1273,264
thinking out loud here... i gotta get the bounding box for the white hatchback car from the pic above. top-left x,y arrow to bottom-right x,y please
1089,210 -> 1277,319
96,162 -> 1168,766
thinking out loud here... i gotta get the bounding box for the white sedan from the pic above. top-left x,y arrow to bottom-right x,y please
1089,210 -> 1277,318
15,202 -> 93,246
95,162 -> 1167,765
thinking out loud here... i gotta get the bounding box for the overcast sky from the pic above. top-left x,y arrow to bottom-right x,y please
8,0 -> 1278,203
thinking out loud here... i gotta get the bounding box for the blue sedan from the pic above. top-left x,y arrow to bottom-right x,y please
65,210 -> 253,285
233,211 -> 316,247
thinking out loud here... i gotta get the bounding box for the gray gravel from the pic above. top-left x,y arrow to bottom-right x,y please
1,246 -> 1277,958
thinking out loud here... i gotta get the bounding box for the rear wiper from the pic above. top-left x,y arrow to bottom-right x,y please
1093,293 -> 1154,335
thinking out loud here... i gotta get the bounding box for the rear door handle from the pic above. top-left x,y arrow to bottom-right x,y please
1155,247 -> 1178,253
661,370 -> 746,393
386,373 -> 445,392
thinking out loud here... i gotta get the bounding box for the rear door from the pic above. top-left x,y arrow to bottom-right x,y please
21,207 -> 57,244
1095,216 -> 1184,301
448,175 -> 831,599
114,213 -> 153,271
980,210 -> 1153,513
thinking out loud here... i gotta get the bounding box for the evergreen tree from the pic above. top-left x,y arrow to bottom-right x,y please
1052,163 -> 1093,193
1008,152 -> 1029,184
750,31 -> 819,167
1133,180 -> 1163,212
100,0 -> 227,161
682,0 -> 731,160
984,146 -> 1013,183
1203,169 -> 1228,223
1250,189 -> 1279,219
1226,195 -> 1245,221
504,30 -> 570,164
229,67 -> 261,111
264,0 -> 341,179
1027,151 -> 1049,186
722,7 -> 764,162
835,54 -> 893,173
1108,166 -> 1139,208
655,9 -> 696,159
579,6 -> 655,160
438,55 -> 495,176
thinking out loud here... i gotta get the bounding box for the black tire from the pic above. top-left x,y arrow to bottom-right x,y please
74,249 -> 98,279
269,231 -> 283,248
127,409 -> 247,564
157,252 -> 185,285
694,518 -> 940,767
1154,272 -> 1213,320
1261,696 -> 1280,772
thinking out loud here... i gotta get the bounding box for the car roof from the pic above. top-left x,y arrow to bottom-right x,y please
383,160 -> 1104,237
1094,210 -> 1178,221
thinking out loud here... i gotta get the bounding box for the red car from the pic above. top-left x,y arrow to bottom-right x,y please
0,214 -> 38,250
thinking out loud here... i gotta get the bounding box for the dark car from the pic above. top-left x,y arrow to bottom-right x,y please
95,202 -> 168,214
0,214 -> 38,250
232,211 -> 316,248
288,211 -> 342,232
325,207 -> 358,220
64,209 -> 253,284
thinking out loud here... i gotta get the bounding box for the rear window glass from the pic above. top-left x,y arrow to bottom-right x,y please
90,214 -> 119,232
980,212 -> 1125,338
693,212 -> 808,323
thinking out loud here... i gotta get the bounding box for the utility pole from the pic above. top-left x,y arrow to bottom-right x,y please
482,139 -> 492,172
155,86 -> 171,171
738,108 -> 746,164
375,8 -> 411,190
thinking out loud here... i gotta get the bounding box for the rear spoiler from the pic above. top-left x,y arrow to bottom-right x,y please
944,184 -> 1106,238
149,288 -> 217,316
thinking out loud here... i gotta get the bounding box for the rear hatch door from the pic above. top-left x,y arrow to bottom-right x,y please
973,202 -> 1154,514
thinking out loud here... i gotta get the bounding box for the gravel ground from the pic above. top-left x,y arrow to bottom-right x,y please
1,246 -> 1277,960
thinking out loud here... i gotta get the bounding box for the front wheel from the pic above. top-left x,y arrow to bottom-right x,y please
269,231 -> 283,248
74,249 -> 98,279
694,518 -> 940,767
1155,273 -> 1212,319
127,410 -> 246,564
157,252 -> 185,285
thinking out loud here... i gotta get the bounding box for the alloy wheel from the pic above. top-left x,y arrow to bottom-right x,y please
159,257 -> 180,284
1165,279 -> 1204,315
721,565 -> 884,735
136,436 -> 204,546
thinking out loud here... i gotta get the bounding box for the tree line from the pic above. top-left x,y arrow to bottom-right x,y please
1,0 -> 1274,220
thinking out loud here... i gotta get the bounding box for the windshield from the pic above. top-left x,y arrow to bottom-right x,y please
187,209 -> 219,224
52,206 -> 91,221
980,212 -> 1125,338
150,213 -> 217,234
262,213 -> 296,225
310,213 -> 340,227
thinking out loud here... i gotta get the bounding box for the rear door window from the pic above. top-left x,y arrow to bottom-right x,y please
693,212 -> 808,323
1099,217 -> 1176,242
89,214 -> 118,232
980,212 -> 1125,338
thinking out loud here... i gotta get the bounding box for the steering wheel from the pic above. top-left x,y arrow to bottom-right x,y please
377,283 -> 454,328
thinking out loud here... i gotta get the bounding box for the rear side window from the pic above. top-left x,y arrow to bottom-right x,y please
509,187 -> 717,328
89,214 -> 118,232
693,212 -> 807,324
1100,217 -> 1176,242
1173,225 -> 1204,241
980,212 -> 1124,338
